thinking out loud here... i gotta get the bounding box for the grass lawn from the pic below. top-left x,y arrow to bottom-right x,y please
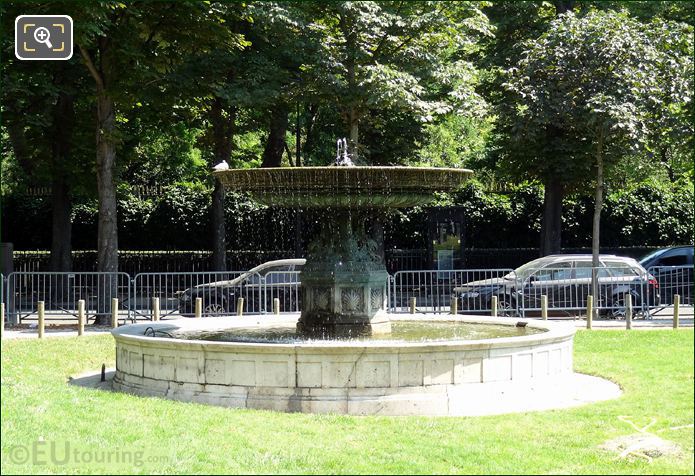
1,330 -> 693,474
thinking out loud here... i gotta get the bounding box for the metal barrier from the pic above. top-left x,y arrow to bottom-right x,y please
5,272 -> 131,325
263,270 -> 301,313
131,271 -> 264,320
648,265 -> 693,307
3,265 -> 687,326
517,266 -> 656,319
390,269 -> 514,313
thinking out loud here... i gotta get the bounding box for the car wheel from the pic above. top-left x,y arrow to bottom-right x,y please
203,302 -> 227,316
496,296 -> 518,317
609,292 -> 639,319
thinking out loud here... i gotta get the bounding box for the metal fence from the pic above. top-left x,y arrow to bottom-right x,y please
516,266 -> 657,318
131,272 -> 264,320
5,272 -> 131,324
647,265 -> 693,308
1,265 -> 691,325
390,269 -> 514,314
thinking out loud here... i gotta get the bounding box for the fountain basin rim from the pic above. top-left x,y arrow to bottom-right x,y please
112,315 -> 575,353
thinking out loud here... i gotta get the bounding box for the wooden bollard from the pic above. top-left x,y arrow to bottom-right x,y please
450,296 -> 458,315
409,297 -> 416,314
38,301 -> 45,338
586,295 -> 593,329
111,298 -> 119,328
491,295 -> 498,318
541,295 -> 548,320
273,298 -> 280,315
1,302 -> 4,338
77,299 -> 85,336
195,297 -> 202,318
625,294 -> 632,330
152,297 -> 160,322
673,294 -> 680,329
236,298 -> 244,316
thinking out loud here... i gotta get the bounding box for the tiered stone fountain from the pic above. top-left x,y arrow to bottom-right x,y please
215,152 -> 472,336
110,143 -> 620,415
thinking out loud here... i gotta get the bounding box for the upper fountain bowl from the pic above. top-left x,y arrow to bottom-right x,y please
214,166 -> 473,208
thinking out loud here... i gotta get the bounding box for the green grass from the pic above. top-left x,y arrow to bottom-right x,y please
1,330 -> 693,474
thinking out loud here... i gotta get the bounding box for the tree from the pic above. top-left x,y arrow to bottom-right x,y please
305,1 -> 490,160
0,1 -> 94,272
504,10 -> 692,301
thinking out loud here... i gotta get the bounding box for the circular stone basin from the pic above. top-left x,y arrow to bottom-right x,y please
214,166 -> 473,208
111,315 -> 620,416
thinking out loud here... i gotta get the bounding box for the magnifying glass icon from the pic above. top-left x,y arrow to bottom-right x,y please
33,27 -> 53,49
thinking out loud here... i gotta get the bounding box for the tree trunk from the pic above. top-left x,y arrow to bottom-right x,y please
49,175 -> 72,271
348,108 -> 359,159
95,94 -> 119,274
539,179 -> 563,256
591,132 -> 605,310
211,180 -> 227,270
261,103 -> 289,168
80,41 -> 119,324
295,101 -> 302,167
553,0 -> 575,14
210,98 -> 235,270
49,92 -> 75,273
303,104 -> 318,158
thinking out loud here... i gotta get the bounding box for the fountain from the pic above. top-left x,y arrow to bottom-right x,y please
214,141 -> 472,337
110,142 -> 620,415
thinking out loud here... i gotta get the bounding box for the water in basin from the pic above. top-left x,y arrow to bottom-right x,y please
168,321 -> 544,344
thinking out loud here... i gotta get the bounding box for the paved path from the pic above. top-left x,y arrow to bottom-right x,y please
2,313 -> 691,340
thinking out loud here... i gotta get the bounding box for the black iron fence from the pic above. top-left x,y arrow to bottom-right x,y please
11,246 -> 665,275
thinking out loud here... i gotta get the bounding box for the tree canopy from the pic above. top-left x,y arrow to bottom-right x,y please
1,1 -> 692,270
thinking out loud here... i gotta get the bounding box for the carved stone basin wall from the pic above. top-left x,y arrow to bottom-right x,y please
109,315 -> 619,416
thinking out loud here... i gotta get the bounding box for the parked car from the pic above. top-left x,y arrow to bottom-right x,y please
177,259 -> 305,316
639,246 -> 693,305
454,254 -> 660,318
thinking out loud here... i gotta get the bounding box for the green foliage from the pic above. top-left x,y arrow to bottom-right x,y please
501,9 -> 693,183
1,1 -> 692,256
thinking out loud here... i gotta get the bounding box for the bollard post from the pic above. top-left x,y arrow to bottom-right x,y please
236,297 -> 244,316
273,298 -> 280,315
111,298 -> 119,328
195,297 -> 202,318
450,296 -> 458,315
38,301 -> 45,338
491,295 -> 498,318
409,297 -> 416,314
541,295 -> 548,320
586,295 -> 593,329
673,294 -> 680,329
625,293 -> 632,330
1,302 -> 4,338
152,297 -> 160,322
77,299 -> 85,336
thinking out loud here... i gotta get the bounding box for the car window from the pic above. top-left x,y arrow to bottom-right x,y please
603,260 -> 639,277
573,261 -> 611,278
657,255 -> 689,266
530,262 -> 572,281
639,248 -> 666,265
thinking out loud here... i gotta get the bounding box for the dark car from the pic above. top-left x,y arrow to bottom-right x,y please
639,246 -> 693,305
454,254 -> 660,318
177,259 -> 305,316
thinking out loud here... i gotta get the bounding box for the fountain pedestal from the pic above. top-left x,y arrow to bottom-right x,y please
297,211 -> 390,337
